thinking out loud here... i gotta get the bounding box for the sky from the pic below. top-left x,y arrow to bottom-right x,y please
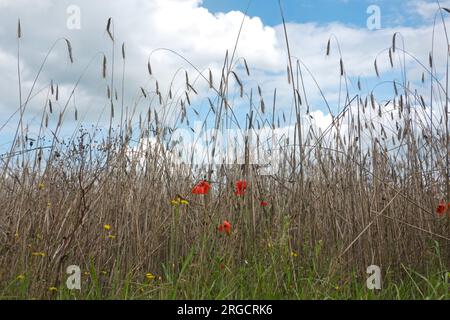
203,0 -> 437,27
0,0 -> 449,159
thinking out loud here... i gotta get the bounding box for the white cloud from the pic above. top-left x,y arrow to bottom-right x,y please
0,0 -> 51,8
409,0 -> 450,21
0,0 -> 448,154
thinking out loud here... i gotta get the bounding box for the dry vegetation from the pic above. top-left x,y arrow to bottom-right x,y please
0,7 -> 449,300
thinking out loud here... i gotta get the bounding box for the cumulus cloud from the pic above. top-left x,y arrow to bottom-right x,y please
0,0 -> 448,153
409,0 -> 450,21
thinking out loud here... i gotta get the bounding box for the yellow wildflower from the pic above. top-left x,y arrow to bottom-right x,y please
108,234 -> 116,240
16,274 -> 25,281
31,252 -> 46,257
180,199 -> 189,205
291,251 -> 298,258
171,199 -> 180,206
145,273 -> 156,281
104,224 -> 111,231
48,287 -> 58,292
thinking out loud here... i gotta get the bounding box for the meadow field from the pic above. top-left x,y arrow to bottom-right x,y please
0,1 -> 449,300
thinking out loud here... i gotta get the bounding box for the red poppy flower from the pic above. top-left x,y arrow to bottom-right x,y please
436,201 -> 447,216
235,180 -> 247,196
260,201 -> 268,207
218,220 -> 231,235
192,180 -> 211,195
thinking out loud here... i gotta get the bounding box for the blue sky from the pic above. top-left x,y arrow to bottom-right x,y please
203,0 -> 432,28
0,0 -> 448,156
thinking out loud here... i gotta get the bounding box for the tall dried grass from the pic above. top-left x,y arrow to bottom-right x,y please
0,6 -> 449,299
